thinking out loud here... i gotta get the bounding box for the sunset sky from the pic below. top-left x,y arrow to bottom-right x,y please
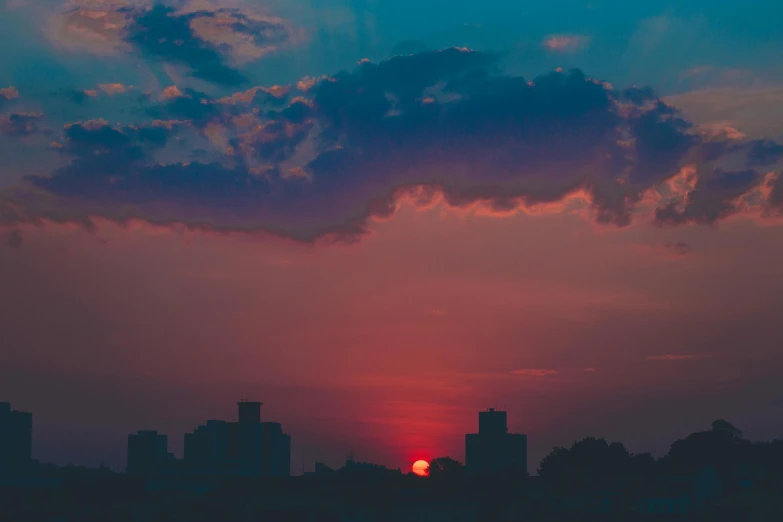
1,0 -> 783,474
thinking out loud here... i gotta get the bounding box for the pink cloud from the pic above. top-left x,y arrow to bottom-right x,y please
543,35 -> 588,53
98,83 -> 128,95
0,86 -> 19,100
216,85 -> 291,105
698,123 -> 746,141
161,85 -> 184,100
297,76 -> 326,92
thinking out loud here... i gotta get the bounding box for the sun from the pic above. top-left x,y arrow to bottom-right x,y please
412,459 -> 429,476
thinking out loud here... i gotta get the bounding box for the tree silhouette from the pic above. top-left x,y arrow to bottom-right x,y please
712,419 -> 743,438
661,420 -> 750,483
427,457 -> 464,479
538,437 -> 655,480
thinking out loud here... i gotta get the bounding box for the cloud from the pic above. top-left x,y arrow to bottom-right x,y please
296,76 -> 325,93
543,35 -> 588,53
49,1 -> 298,86
0,86 -> 19,100
0,86 -> 20,110
147,87 -> 224,127
216,84 -> 291,105
646,354 -> 695,361
99,83 -> 129,95
675,66 -> 778,93
0,112 -> 43,136
67,84 -> 134,103
664,87 -> 783,141
49,0 -> 135,54
1,49 -> 780,241
126,4 -> 245,86
655,169 -> 759,225
25,118 -> 176,199
79,89 -> 98,100
746,140 -> 783,168
180,3 -> 296,64
511,369 -> 558,377
161,85 -> 184,100
767,174 -> 783,213
697,123 -> 746,141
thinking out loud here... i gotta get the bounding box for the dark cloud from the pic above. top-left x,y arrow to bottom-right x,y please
53,3 -> 296,87
655,169 -> 759,225
68,89 -> 92,105
231,119 -> 313,164
768,175 -> 783,212
621,86 -> 656,105
0,112 -> 43,136
28,119 -> 174,199
2,49 -> 775,241
304,51 -> 693,227
148,88 -> 223,127
277,99 -> 314,124
127,5 -> 246,87
746,140 -> 783,168
627,102 -> 696,184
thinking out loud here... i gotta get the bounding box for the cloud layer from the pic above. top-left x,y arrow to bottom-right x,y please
2,48 -> 782,241
49,0 -> 297,85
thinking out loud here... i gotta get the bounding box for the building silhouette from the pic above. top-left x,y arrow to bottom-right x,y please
238,400 -> 262,424
465,408 -> 527,475
0,402 -> 33,477
127,430 -> 171,476
182,401 -> 290,477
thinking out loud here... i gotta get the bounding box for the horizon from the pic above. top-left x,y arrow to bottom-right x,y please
2,399 -> 777,475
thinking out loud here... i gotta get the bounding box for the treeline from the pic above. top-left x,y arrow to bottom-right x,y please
423,420 -> 783,487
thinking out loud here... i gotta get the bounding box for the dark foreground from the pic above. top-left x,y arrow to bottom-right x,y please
1,468 -> 781,522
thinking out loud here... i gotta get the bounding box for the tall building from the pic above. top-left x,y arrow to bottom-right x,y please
260,422 -> 291,477
182,401 -> 291,477
0,402 -> 33,477
184,420 -> 232,468
238,401 -> 262,425
127,430 -> 170,476
465,408 -> 527,476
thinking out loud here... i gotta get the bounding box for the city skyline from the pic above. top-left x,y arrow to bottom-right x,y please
2,0 -> 783,477
5,400 -> 532,475
2,398 -> 774,481
2,405 -> 777,520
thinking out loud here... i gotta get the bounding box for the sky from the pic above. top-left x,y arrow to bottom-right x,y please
1,0 -> 783,474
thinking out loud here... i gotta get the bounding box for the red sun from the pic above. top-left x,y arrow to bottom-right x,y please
412,460 -> 429,476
